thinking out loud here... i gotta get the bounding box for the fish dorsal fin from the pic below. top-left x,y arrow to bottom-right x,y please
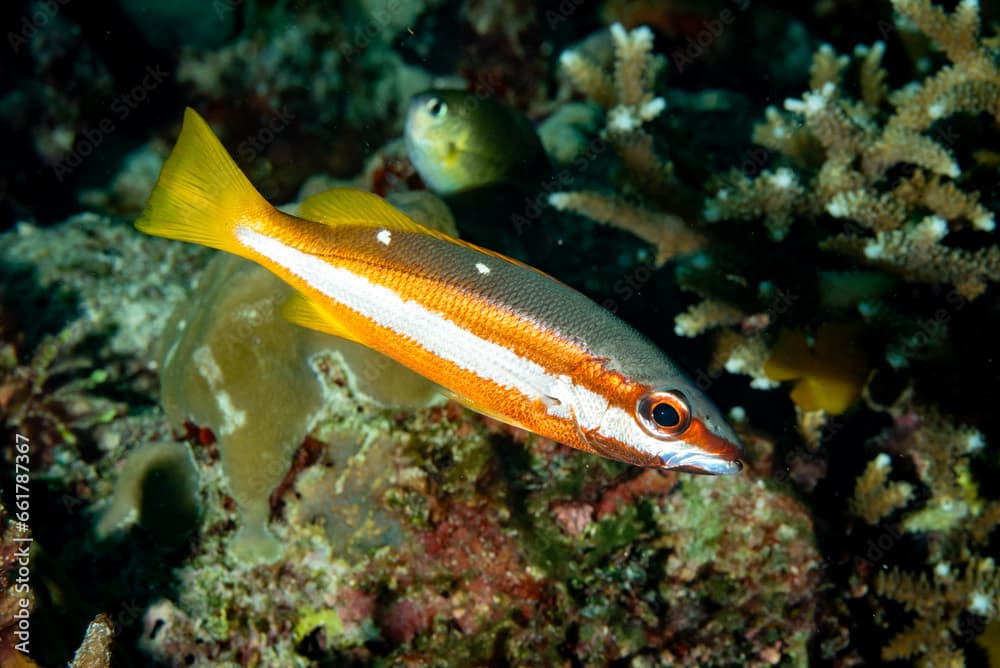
299,187 -> 565,281
281,291 -> 366,345
299,188 -> 429,233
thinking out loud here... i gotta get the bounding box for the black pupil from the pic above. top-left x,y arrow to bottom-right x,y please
429,99 -> 443,116
652,402 -> 681,428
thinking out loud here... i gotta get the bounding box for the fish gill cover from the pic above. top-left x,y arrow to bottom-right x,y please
0,0 -> 998,667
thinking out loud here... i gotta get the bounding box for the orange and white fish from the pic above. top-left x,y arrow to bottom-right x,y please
136,108 -> 744,474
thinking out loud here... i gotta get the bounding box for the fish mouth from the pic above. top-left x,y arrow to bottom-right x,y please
661,450 -> 743,475
660,415 -> 744,474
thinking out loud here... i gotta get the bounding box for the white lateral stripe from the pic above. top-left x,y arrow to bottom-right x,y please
236,226 -> 561,405
234,226 -> 714,467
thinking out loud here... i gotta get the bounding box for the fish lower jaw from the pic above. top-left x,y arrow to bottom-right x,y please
660,449 -> 743,475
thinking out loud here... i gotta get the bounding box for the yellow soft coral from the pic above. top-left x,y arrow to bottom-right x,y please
764,323 -> 869,414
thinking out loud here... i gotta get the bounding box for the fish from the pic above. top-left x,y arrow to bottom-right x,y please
404,89 -> 550,195
136,108 -> 744,475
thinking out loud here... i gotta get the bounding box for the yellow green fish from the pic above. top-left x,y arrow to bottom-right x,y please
404,89 -> 550,195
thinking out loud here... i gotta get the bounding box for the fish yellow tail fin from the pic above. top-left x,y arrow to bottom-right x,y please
135,107 -> 271,253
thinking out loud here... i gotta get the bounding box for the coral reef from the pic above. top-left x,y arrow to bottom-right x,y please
850,453 -> 913,525
549,190 -> 703,265
3,0 -> 999,666
549,23 -> 706,266
844,397 -> 999,665
67,614 -> 113,668
175,3 -> 434,183
0,205 -> 824,667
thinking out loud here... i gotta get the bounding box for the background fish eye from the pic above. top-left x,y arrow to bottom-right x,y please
426,98 -> 446,118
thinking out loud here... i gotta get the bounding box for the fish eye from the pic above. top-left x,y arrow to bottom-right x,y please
653,402 -> 681,428
425,97 -> 447,118
637,390 -> 691,438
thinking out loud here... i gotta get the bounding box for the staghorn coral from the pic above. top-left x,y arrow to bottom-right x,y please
851,453 -> 914,525
550,23 -> 704,266
795,406 -> 829,451
876,558 -> 1000,666
707,0 -> 1000,296
673,298 -> 746,338
887,0 -> 1000,133
704,166 -> 808,241
711,330 -> 779,391
548,190 -> 704,265
822,215 -> 1000,300
848,394 -> 998,665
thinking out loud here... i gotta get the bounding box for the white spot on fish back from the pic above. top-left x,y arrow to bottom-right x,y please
475,262 -> 490,275
376,229 -> 392,246
236,225 -> 559,407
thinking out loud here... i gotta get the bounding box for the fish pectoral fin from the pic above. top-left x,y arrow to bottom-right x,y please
280,292 -> 366,345
439,388 -> 529,431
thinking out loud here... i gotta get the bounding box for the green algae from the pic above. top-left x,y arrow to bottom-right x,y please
293,609 -> 343,645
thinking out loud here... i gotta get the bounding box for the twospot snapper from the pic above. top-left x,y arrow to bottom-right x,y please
136,108 -> 744,474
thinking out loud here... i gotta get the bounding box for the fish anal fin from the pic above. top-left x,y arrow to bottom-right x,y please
281,292 -> 365,345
